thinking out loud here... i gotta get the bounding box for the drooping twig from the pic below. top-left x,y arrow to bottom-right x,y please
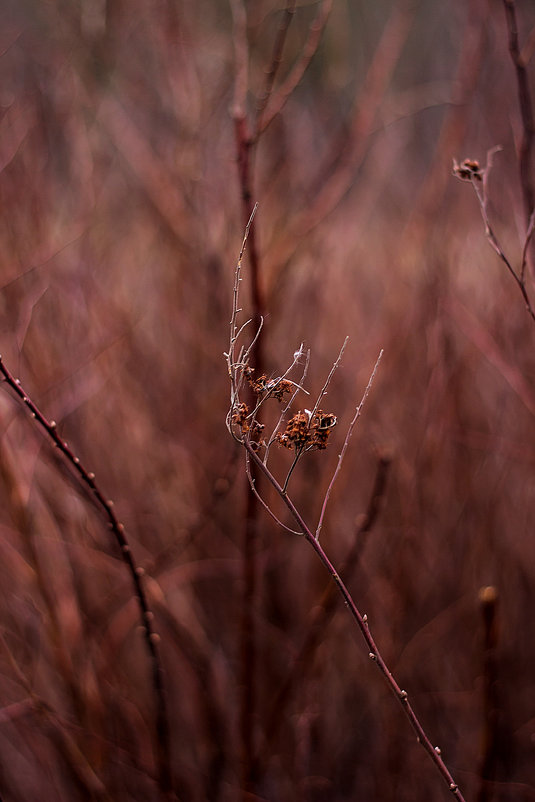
0,356 -> 172,795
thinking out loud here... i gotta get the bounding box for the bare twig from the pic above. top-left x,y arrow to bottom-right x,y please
0,357 -> 172,794
227,222 -> 466,801
255,0 -> 333,137
243,438 -> 467,802
255,454 -> 391,769
502,0 -> 535,227
315,349 -> 383,540
453,149 -> 535,323
245,451 -> 301,535
309,336 -> 348,421
255,0 -> 297,132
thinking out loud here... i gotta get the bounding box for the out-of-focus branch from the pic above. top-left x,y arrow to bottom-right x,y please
255,0 -> 297,134
0,357 -> 172,796
502,0 -> 535,227
255,0 -> 333,137
268,0 -> 414,275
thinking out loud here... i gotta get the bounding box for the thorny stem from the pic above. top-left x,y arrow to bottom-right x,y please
0,357 -> 172,796
242,438 -> 467,802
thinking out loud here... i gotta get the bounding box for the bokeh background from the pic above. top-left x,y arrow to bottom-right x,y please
0,0 -> 535,800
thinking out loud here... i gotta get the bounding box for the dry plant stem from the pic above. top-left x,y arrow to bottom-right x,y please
502,0 -> 535,227
0,630 -> 111,801
257,454 -> 391,765
230,5 -> 265,786
255,0 -> 297,130
468,151 -> 535,323
0,357 -> 172,796
315,349 -> 383,540
284,0 -> 413,244
255,0 -> 333,137
477,587 -> 500,802
309,337 -> 348,420
243,439 -> 467,801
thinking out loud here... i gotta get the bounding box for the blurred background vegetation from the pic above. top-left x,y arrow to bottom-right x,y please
1,0 -> 535,800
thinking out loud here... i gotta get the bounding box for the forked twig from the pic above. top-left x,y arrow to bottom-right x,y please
255,0 -> 333,137
453,149 -> 535,323
255,0 -> 297,131
226,219 -> 466,801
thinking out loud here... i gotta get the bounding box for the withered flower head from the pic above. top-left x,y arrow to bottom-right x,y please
277,408 -> 337,452
232,402 -> 250,432
248,372 -> 293,402
453,158 -> 483,182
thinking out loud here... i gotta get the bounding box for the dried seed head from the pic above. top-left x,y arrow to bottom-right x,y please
277,408 -> 337,452
453,157 -> 483,182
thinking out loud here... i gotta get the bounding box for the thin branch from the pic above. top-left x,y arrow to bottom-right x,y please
309,336 -> 349,420
243,439 -> 467,802
245,452 -> 301,535
454,149 -> 535,324
256,0 -> 333,137
256,454 -> 391,767
229,0 -> 249,121
0,356 -> 172,794
520,207 -> 535,282
502,0 -> 535,226
255,0 -> 297,133
315,350 -> 383,540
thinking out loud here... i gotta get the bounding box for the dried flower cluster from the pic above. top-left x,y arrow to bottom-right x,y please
245,367 -> 294,401
277,409 -> 337,452
231,401 -> 264,445
230,362 -> 337,457
452,157 -> 483,182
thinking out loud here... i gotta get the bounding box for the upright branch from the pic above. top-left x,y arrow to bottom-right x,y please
453,151 -> 535,323
226,225 -> 467,802
315,349 -> 383,540
502,0 -> 535,227
255,0 -> 333,138
255,0 -> 297,132
0,357 -> 172,794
